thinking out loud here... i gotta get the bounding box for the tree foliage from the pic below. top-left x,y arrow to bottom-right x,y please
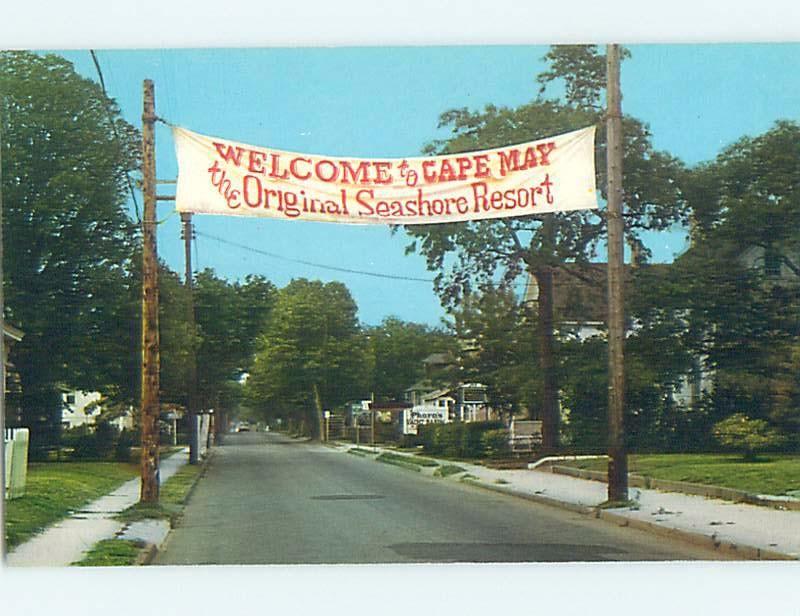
194,270 -> 277,411
631,121 -> 800,445
365,316 -> 452,401
450,286 -> 538,417
245,279 -> 368,438
713,413 -> 786,461
1,51 -> 139,452
406,45 -> 687,448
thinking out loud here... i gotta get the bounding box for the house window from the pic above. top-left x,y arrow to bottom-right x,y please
65,394 -> 76,404
764,247 -> 781,277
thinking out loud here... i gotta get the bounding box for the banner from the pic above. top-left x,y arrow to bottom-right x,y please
173,125 -> 597,225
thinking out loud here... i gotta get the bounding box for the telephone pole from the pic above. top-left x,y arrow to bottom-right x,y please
606,44 -> 628,502
0,95 -> 7,557
140,79 -> 160,502
181,212 -> 200,464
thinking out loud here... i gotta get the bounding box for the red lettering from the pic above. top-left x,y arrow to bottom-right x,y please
355,189 -> 374,215
456,157 -> 472,180
341,161 -> 371,185
212,142 -> 244,166
290,157 -> 312,180
523,147 -> 538,169
498,150 -> 520,176
422,160 -> 437,183
541,173 -> 554,204
243,175 -> 263,207
471,182 -> 489,211
269,154 -> 289,179
536,142 -> 556,166
247,150 -> 266,174
474,155 -> 490,178
438,160 -> 457,183
373,162 -> 393,185
315,159 -> 339,183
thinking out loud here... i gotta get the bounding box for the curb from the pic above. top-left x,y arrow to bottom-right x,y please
548,464 -> 800,512
461,477 -> 596,516
595,509 -> 797,561
135,542 -> 159,566
460,477 -> 797,561
135,452 -> 213,566
340,443 -> 798,561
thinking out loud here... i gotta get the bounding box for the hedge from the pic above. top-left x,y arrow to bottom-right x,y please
417,421 -> 506,458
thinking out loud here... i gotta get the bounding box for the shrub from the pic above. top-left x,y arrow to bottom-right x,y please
481,429 -> 510,458
67,426 -> 101,460
713,413 -> 787,461
94,421 -> 118,459
63,422 -> 120,460
418,421 -> 507,458
114,428 -> 137,462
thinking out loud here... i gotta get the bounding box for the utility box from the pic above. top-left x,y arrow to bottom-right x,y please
4,428 -> 30,499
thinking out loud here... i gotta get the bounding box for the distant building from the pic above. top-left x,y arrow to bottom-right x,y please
403,352 -> 494,424
61,390 -> 134,432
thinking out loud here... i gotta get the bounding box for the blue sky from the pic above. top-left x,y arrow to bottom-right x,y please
51,44 -> 800,326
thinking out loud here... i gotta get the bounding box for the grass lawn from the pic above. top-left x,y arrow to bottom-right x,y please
433,464 -> 466,478
4,461 -> 138,549
72,539 -> 145,567
564,453 -> 800,496
116,462 -> 204,524
376,452 -> 440,469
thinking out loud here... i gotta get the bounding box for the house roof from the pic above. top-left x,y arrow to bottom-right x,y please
523,263 -> 669,323
422,352 -> 452,366
422,388 -> 455,402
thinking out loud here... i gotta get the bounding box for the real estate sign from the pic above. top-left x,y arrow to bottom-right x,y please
402,406 -> 449,435
173,126 -> 597,225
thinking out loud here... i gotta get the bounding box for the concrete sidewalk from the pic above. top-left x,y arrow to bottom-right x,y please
6,449 -> 190,567
344,444 -> 800,560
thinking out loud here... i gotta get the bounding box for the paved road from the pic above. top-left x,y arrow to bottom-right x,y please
155,432 -> 719,564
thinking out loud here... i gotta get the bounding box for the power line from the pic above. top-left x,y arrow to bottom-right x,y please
195,230 -> 436,283
89,50 -> 141,224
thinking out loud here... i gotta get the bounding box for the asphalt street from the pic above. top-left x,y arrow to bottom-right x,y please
155,432 -> 719,564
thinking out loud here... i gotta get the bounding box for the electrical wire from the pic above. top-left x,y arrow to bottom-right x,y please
89,49 -> 142,224
195,230 -> 436,283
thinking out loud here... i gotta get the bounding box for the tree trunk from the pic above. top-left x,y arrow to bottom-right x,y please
534,267 -> 559,452
311,383 -> 324,442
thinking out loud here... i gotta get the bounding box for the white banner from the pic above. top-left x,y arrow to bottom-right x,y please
173,125 -> 597,225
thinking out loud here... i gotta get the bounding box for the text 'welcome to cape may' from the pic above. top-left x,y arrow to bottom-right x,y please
173,126 -> 597,224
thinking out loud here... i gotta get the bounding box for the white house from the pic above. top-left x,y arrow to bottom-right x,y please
61,390 -> 134,432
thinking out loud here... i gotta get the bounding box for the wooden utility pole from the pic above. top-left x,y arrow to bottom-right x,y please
0,95 -> 7,557
606,44 -> 628,502
181,212 -> 200,464
140,79 -> 160,502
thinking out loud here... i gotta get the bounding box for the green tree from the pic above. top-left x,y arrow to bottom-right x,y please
158,263 -> 195,408
365,317 -> 452,401
246,279 -> 367,439
635,121 -> 800,444
194,270 -> 277,413
406,45 -> 686,450
713,413 -> 787,461
450,286 -> 538,418
1,52 -> 139,453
